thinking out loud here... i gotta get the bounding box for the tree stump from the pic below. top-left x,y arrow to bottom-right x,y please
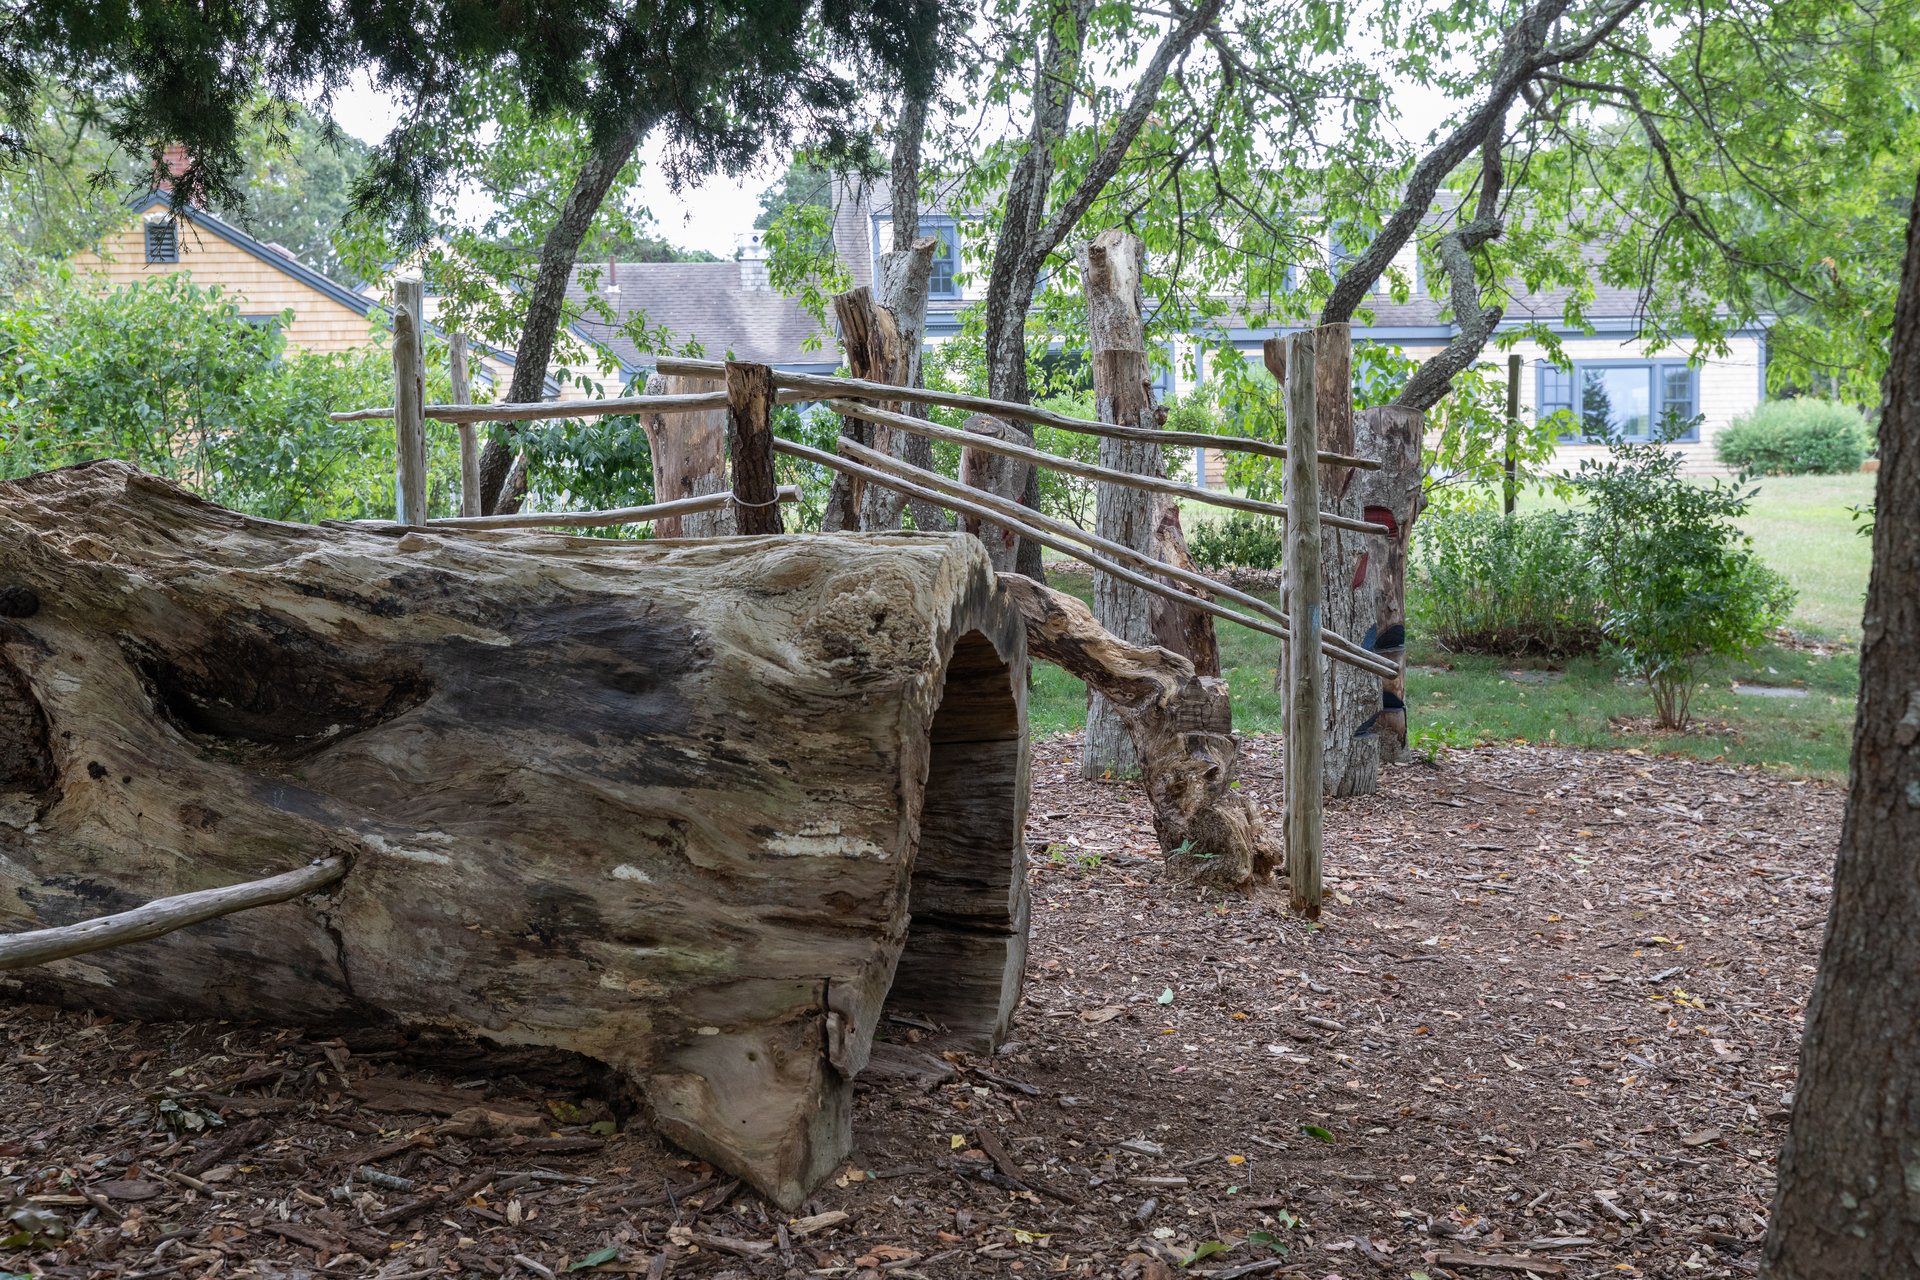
0,462 -> 1031,1209
641,372 -> 733,538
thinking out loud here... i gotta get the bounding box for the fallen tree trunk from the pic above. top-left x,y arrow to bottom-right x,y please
0,462 -> 1031,1210
1001,575 -> 1274,891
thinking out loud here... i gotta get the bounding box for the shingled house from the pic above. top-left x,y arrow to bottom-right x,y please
823,181 -> 1766,482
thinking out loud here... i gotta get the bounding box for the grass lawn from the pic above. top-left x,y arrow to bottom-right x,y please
1517,471 -> 1874,640
1033,471 -> 1870,780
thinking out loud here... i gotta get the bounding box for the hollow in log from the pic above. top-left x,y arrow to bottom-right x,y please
0,462 -> 1030,1209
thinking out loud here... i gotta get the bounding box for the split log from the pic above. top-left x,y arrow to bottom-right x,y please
958,414 -> 1032,573
1351,406 -> 1427,761
0,462 -> 1030,1210
641,373 -> 733,537
1077,230 -> 1217,780
1002,575 -> 1273,891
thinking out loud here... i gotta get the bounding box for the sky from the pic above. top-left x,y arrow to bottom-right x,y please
329,73 -> 773,259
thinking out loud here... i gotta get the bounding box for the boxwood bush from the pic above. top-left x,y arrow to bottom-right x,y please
1188,513 -> 1286,571
1714,399 -> 1870,475
1409,510 -> 1605,656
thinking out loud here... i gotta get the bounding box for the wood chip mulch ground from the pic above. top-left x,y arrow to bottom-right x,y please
0,738 -> 1839,1280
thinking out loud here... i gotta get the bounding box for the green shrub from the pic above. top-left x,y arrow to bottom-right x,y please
1715,399 -> 1869,475
1576,439 -> 1795,729
0,270 -> 444,521
1188,513 -> 1286,570
1409,510 -> 1604,656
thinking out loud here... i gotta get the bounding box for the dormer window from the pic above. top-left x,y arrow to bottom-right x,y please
144,217 -> 179,264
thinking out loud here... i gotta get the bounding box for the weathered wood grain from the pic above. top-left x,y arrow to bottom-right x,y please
0,462 -> 1029,1208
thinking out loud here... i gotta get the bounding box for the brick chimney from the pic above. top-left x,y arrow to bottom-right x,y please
737,230 -> 770,292
155,142 -> 192,196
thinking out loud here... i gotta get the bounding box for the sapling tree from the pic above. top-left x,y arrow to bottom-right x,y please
1573,437 -> 1794,728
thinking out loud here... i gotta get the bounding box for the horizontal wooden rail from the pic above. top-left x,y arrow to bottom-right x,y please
330,390 -> 732,425
0,857 -> 349,970
354,485 -> 804,533
775,438 -> 1392,679
837,439 -> 1394,678
825,398 -> 1390,535
659,356 -> 1381,470
655,356 -> 1380,470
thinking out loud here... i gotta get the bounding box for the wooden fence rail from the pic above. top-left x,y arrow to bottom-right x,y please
834,438 -> 1392,678
825,398 -> 1389,535
654,355 -> 1381,470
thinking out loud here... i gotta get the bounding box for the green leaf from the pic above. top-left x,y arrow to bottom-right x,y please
589,1119 -> 618,1135
1157,987 -> 1175,1005
569,1246 -> 620,1271
1248,1230 -> 1290,1256
1301,1124 -> 1334,1143
1180,1240 -> 1230,1266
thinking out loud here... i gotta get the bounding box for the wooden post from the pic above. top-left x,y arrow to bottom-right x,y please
1277,331 -> 1324,917
1504,353 -> 1521,515
726,361 -> 782,535
392,277 -> 428,526
449,334 -> 482,518
958,414 -> 1031,572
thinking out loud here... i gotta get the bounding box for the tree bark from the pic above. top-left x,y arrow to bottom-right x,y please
725,362 -> 783,535
1077,231 -> 1217,780
0,461 -> 1030,1211
959,414 -> 1031,572
976,0 -> 1220,580
641,373 -> 732,538
1760,168 -> 1920,1279
862,244 -> 939,532
1350,406 -> 1426,762
478,120 -> 650,515
1300,324 -> 1380,796
1002,575 -> 1272,892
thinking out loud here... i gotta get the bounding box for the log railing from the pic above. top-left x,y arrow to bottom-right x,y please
337,319 -> 1387,915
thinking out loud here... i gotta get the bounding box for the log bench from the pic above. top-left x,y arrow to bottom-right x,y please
0,461 -> 1030,1208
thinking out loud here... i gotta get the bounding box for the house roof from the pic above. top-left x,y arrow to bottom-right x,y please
563,262 -> 835,373
128,191 -> 558,391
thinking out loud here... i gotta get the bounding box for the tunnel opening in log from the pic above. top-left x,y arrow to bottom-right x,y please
884,628 -> 1029,1049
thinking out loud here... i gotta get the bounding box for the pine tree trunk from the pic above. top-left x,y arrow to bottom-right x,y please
478,121 -> 649,514
0,462 -> 1030,1211
1760,168 -> 1920,1279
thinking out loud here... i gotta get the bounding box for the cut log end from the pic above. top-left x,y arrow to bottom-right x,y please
0,462 -> 1031,1209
